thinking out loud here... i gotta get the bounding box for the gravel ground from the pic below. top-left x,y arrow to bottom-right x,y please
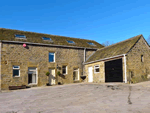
1,82 -> 150,113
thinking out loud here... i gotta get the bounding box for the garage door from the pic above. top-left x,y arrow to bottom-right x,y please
105,58 -> 123,82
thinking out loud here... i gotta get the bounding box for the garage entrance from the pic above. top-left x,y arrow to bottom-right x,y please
105,58 -> 123,82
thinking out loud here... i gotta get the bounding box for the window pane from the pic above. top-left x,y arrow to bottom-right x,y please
49,52 -> 54,62
15,34 -> 26,38
13,70 -> 19,76
73,70 -> 78,80
42,37 -> 52,41
95,68 -> 99,72
87,42 -> 95,45
13,66 -> 19,69
62,66 -> 67,74
67,40 -> 75,44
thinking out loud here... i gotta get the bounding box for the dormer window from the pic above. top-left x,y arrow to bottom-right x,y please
67,40 -> 75,44
15,34 -> 26,39
42,37 -> 52,41
87,42 -> 95,46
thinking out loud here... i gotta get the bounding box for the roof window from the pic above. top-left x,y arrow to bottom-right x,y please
67,40 -> 75,44
87,42 -> 95,46
42,37 -> 52,41
15,34 -> 26,39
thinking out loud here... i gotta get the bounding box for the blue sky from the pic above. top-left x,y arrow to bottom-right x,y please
0,0 -> 150,44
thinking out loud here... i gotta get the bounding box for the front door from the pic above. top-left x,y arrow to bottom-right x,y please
49,69 -> 55,85
88,67 -> 93,82
28,68 -> 37,84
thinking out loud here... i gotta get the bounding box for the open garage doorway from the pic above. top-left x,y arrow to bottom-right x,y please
105,58 -> 123,82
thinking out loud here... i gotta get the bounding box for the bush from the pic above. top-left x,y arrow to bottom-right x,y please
46,72 -> 50,76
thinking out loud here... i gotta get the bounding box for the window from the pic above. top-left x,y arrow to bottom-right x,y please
94,65 -> 100,73
73,68 -> 79,81
62,66 -> 67,74
49,52 -> 55,62
15,34 -> 26,39
87,42 -> 95,46
67,40 -> 75,44
13,66 -> 20,77
141,55 -> 144,62
42,37 -> 52,41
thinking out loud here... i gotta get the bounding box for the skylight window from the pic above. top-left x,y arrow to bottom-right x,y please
87,42 -> 95,46
67,40 -> 75,44
42,37 -> 52,41
15,34 -> 26,39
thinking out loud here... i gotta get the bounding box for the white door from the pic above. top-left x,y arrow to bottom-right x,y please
88,67 -> 93,82
49,69 -> 55,85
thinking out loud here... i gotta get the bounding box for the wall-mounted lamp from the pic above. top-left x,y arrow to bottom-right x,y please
57,64 -> 59,69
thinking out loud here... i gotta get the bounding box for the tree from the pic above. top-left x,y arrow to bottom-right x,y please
146,35 -> 150,45
102,41 -> 114,47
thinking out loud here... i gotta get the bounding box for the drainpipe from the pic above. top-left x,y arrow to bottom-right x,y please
124,54 -> 127,83
84,48 -> 86,62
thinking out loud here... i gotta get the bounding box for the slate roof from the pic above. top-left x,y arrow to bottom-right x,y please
86,34 -> 143,63
0,28 -> 104,49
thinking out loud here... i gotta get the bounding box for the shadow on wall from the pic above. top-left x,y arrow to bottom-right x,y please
129,70 -> 149,83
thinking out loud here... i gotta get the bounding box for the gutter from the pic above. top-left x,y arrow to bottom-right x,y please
83,54 -> 126,65
0,40 -> 98,50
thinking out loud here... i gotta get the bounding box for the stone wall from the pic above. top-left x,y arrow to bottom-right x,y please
126,37 -> 150,83
1,43 -> 96,90
85,61 -> 105,83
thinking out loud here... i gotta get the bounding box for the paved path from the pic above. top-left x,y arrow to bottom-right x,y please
1,82 -> 150,113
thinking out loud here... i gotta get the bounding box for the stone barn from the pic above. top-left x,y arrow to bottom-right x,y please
0,28 -> 103,90
84,35 -> 150,83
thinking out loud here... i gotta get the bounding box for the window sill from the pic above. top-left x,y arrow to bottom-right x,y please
28,83 -> 37,85
94,72 -> 100,74
62,74 -> 67,75
49,62 -> 55,63
13,76 -> 20,77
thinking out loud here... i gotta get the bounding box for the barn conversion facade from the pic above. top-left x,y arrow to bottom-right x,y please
0,28 -> 150,90
84,35 -> 150,84
0,28 -> 103,90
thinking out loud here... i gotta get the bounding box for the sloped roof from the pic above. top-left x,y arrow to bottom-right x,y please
86,34 -> 142,63
0,28 -> 104,49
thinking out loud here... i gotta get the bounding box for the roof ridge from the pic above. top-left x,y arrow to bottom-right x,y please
0,28 -> 96,42
97,34 -> 142,52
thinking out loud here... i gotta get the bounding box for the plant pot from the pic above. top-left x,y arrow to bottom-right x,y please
80,75 -> 86,80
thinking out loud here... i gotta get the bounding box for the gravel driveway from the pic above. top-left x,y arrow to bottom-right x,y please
1,82 -> 150,113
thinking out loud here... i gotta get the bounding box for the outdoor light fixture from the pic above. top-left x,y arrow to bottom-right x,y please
57,64 -> 59,69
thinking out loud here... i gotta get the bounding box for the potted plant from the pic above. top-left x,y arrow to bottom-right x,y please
46,72 -> 50,76
57,71 -> 61,76
80,75 -> 86,80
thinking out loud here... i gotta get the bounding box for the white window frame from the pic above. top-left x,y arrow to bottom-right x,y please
73,68 -> 79,81
94,65 -> 100,73
62,66 -> 67,75
49,52 -> 55,62
13,66 -> 20,77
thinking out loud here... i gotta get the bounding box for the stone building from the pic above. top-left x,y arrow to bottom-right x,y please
0,28 -> 149,90
0,28 -> 103,90
84,35 -> 150,84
